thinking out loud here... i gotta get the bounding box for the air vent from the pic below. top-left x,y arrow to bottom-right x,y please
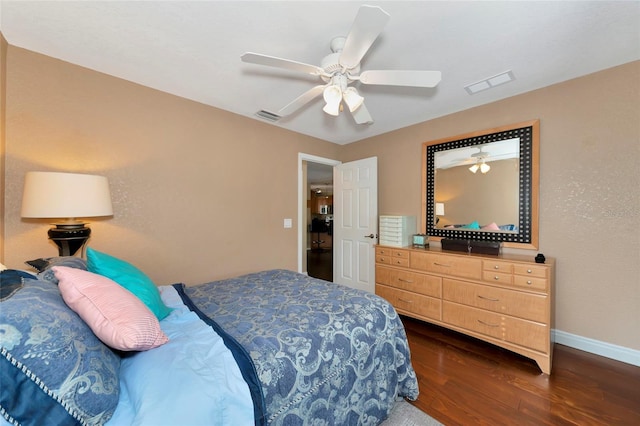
255,110 -> 281,122
465,70 -> 515,95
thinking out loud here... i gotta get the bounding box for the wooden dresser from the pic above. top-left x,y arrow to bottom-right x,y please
375,245 -> 555,374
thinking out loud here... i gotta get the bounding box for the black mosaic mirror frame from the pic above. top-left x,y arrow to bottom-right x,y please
425,122 -> 537,246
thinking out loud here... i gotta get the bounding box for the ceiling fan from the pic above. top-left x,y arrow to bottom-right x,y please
469,148 -> 491,174
241,5 -> 442,125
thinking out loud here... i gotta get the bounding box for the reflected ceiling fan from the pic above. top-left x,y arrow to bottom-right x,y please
469,148 -> 491,174
241,4 -> 441,125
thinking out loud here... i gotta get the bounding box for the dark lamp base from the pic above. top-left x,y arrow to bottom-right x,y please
48,224 -> 91,257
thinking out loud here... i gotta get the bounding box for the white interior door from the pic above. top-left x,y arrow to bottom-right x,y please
333,157 -> 378,292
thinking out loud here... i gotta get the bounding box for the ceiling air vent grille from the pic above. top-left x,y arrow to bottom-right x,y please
256,110 -> 281,122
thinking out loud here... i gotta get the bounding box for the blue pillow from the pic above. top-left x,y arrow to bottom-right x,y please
0,278 -> 121,425
0,269 -> 36,301
86,247 -> 171,320
25,256 -> 88,284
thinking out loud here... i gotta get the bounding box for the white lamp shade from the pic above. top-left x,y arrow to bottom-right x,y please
469,164 -> 479,173
480,162 -> 491,173
322,102 -> 341,116
322,85 -> 342,116
435,203 -> 445,216
21,172 -> 113,219
343,87 -> 364,112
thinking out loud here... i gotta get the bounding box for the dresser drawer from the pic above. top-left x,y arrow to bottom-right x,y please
376,256 -> 409,267
483,259 -> 514,274
443,302 -> 548,352
376,265 -> 441,298
376,247 -> 409,267
513,274 -> 548,291
411,252 -> 482,280
376,247 -> 409,258
442,279 -> 548,323
376,285 -> 441,321
513,264 -> 548,279
482,270 -> 513,285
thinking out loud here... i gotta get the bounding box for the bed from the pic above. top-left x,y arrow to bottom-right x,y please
0,251 -> 418,426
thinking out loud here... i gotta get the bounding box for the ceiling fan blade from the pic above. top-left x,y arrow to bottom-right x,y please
277,84 -> 327,116
351,102 -> 374,125
339,5 -> 390,70
359,70 -> 442,87
241,52 -> 326,77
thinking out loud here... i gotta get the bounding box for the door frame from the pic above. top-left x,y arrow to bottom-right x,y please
297,153 -> 341,274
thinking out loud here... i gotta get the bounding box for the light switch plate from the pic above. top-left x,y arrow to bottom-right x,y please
284,218 -> 292,228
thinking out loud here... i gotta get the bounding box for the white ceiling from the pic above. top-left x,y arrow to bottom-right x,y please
1,1 -> 638,145
435,137 -> 520,170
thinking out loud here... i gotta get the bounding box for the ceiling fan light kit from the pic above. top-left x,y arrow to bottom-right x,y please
322,85 -> 342,116
469,160 -> 491,174
343,87 -> 364,112
241,5 -> 442,125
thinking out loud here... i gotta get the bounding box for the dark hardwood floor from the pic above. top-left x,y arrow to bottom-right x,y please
402,316 -> 640,426
306,254 -> 640,425
307,247 -> 333,282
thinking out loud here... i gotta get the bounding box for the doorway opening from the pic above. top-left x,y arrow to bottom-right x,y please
297,154 -> 340,280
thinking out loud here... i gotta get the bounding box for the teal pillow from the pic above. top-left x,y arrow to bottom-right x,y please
86,247 -> 171,320
464,220 -> 480,230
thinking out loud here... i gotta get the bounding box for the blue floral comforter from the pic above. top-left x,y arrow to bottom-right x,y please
173,269 -> 419,425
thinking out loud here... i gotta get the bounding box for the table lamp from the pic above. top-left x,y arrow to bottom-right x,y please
435,202 -> 445,224
21,171 -> 113,256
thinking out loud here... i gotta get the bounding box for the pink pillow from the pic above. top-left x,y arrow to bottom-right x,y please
481,222 -> 500,231
53,266 -> 169,351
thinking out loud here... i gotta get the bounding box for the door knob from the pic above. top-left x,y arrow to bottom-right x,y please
364,234 -> 376,239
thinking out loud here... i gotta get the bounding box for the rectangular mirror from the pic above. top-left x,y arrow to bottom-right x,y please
422,120 -> 539,249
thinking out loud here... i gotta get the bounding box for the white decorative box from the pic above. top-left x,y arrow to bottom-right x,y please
379,215 -> 417,247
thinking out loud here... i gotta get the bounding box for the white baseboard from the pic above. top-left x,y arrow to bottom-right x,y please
554,329 -> 640,367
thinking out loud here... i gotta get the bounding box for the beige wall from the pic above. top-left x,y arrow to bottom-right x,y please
435,158 -> 520,227
1,34 -> 7,262
341,61 -> 640,351
2,44 -> 638,352
3,46 -> 339,284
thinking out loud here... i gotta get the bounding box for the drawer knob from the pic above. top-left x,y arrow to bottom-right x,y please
527,269 -> 533,274
527,280 -> 533,285
398,278 -> 414,284
398,298 -> 413,304
433,262 -> 451,268
494,265 -> 500,270
494,276 -> 500,280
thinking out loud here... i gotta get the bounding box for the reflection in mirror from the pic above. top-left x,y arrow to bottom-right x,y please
422,120 -> 539,249
434,138 -> 520,232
